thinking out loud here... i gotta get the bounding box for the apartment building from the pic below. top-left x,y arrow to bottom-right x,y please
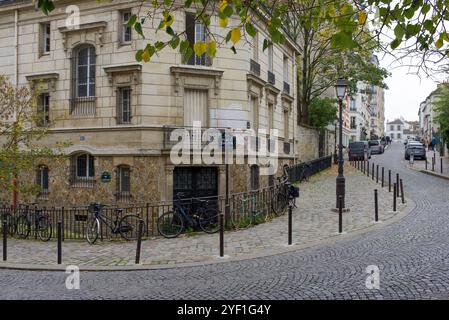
0,0 -> 299,206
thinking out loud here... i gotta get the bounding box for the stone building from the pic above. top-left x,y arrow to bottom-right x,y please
0,0 -> 300,206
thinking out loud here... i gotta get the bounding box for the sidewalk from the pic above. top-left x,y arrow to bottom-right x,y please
0,163 -> 409,270
407,149 -> 449,180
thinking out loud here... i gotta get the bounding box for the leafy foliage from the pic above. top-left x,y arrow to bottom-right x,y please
433,84 -> 449,148
308,97 -> 337,133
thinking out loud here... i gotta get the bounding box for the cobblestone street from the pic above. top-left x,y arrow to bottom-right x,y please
4,143 -> 446,299
0,156 -> 404,268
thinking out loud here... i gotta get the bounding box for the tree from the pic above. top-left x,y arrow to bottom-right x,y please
0,75 -> 67,206
433,84 -> 449,149
308,97 -> 337,133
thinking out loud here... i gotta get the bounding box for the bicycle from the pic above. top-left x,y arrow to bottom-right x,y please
231,191 -> 270,228
298,162 -> 312,183
86,203 -> 145,244
15,204 -> 52,242
0,210 -> 16,237
157,193 -> 220,238
272,167 -> 300,216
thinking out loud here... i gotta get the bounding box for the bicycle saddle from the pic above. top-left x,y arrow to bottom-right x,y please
88,203 -> 107,212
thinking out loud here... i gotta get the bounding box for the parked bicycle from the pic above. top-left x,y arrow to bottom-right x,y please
157,193 -> 220,238
230,191 -> 270,229
15,204 -> 52,242
0,210 -> 15,237
86,203 -> 145,245
298,162 -> 312,182
271,167 -> 300,215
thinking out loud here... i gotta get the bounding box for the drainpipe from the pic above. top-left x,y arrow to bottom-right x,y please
12,9 -> 18,210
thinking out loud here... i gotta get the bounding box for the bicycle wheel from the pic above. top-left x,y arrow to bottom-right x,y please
86,217 -> 100,245
199,208 -> 220,234
37,217 -> 52,242
15,216 -> 30,239
119,214 -> 145,240
300,164 -> 312,182
157,211 -> 184,238
0,213 -> 16,236
272,191 -> 288,216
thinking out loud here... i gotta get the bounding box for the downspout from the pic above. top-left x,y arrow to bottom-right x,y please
12,9 -> 18,210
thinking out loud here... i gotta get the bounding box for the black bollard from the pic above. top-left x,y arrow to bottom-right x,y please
396,173 -> 400,198
393,183 -> 397,212
372,163 -> 374,180
135,219 -> 144,264
57,221 -> 62,265
367,161 -> 370,176
425,159 -> 428,170
441,158 -> 443,174
388,170 -> 391,192
288,205 -> 292,245
2,220 -> 6,262
400,179 -> 405,204
374,189 -> 378,222
219,213 -> 224,257
376,165 -> 379,183
338,196 -> 343,234
381,167 -> 384,188
432,156 -> 435,171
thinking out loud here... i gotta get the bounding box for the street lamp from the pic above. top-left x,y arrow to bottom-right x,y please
335,78 -> 348,209
333,119 -> 338,164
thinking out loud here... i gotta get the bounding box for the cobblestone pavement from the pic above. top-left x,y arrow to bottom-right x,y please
2,142 -> 449,299
0,159 -> 402,267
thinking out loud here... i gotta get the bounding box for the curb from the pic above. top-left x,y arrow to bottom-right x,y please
406,164 -> 449,181
0,197 -> 416,272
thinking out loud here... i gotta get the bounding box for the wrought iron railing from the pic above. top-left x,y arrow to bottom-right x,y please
287,155 -> 332,183
283,81 -> 290,94
268,71 -> 275,85
250,59 -> 261,77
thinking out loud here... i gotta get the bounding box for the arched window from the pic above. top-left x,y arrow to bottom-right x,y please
71,44 -> 96,115
70,153 -> 95,186
250,165 -> 259,190
36,165 -> 49,197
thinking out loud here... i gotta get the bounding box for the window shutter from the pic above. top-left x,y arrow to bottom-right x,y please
186,12 -> 195,65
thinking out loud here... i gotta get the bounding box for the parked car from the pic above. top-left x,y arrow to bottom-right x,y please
369,140 -> 384,154
405,143 -> 426,160
349,141 -> 371,161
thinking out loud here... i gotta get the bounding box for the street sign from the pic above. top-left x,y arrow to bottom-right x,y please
101,171 -> 111,183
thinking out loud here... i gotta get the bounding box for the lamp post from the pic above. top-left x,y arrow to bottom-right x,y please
335,78 -> 348,209
333,120 -> 338,164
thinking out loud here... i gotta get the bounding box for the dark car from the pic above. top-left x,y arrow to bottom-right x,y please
405,143 -> 426,160
369,140 -> 384,154
349,141 -> 371,161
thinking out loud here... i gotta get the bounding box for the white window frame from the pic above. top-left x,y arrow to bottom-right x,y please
194,21 -> 207,65
268,43 -> 274,73
75,154 -> 95,179
43,23 -> 51,54
37,166 -> 49,194
118,87 -> 132,124
121,11 -> 132,43
76,46 -> 96,98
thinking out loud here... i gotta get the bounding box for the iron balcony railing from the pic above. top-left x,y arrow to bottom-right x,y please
268,71 -> 275,85
283,81 -> 290,94
250,59 -> 261,77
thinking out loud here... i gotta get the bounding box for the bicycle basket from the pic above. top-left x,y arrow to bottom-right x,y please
289,185 -> 300,198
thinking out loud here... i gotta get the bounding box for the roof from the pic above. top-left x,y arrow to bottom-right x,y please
387,119 -> 404,125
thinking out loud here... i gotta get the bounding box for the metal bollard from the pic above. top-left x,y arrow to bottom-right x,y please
372,163 -> 374,180
388,170 -> 391,192
432,156 -> 435,171
135,219 -> 144,264
376,165 -> 379,183
441,158 -> 443,174
338,196 -> 343,234
219,212 -> 224,257
393,183 -> 397,212
288,205 -> 292,245
374,189 -> 378,222
57,221 -> 62,265
2,220 -> 6,262
400,179 -> 405,204
367,161 -> 370,176
381,167 -> 384,188
396,173 -> 400,198
425,159 -> 428,170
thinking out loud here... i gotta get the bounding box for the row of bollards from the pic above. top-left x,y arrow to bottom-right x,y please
350,158 -> 405,215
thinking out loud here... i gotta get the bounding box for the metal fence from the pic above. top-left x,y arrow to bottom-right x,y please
0,156 -> 333,241
287,155 -> 332,183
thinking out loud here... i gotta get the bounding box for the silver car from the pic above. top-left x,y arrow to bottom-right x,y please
405,143 -> 426,160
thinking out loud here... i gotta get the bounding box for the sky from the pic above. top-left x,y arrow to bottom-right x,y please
379,54 -> 442,123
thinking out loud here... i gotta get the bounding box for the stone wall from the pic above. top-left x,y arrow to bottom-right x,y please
296,125 -> 319,162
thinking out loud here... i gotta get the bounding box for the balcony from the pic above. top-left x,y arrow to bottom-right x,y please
250,59 -> 261,77
283,81 -> 290,95
268,71 -> 275,85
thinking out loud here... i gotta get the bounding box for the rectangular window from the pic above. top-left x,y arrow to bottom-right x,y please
38,93 -> 50,126
37,166 -> 49,196
268,103 -> 274,131
117,87 -> 131,124
184,89 -> 208,127
283,55 -> 289,83
350,116 -> 356,129
397,125 -> 401,131
185,12 -> 208,66
121,11 -> 132,43
252,32 -> 258,61
76,154 -> 95,179
250,96 -> 259,132
268,43 -> 273,72
390,125 -> 394,131
284,110 -> 289,139
397,133 -> 401,139
118,166 -> 131,194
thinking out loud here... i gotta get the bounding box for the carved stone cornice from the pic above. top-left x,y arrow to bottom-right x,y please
103,63 -> 142,85
25,72 -> 59,91
170,65 -> 224,95
58,21 -> 107,51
